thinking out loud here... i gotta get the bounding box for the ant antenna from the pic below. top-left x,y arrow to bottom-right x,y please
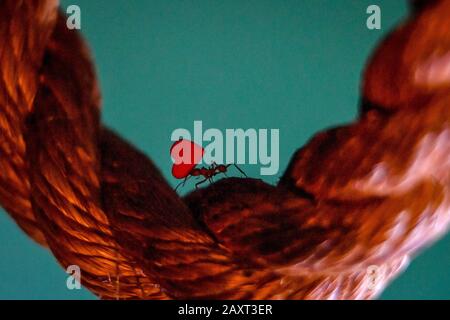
231,164 -> 247,178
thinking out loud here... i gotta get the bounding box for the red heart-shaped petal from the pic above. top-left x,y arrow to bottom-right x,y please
170,139 -> 204,179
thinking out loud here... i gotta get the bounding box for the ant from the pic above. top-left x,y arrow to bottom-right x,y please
175,162 -> 247,190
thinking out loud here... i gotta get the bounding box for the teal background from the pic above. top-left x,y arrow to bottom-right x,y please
0,0 -> 449,299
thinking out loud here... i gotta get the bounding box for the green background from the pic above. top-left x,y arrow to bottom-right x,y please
1,0 -> 449,299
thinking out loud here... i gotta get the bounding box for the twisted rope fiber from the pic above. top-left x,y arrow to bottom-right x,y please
1,0 -> 450,299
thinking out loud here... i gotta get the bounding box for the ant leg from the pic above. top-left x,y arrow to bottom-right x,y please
175,177 -> 189,191
195,178 -> 208,189
233,164 -> 248,178
175,181 -> 183,191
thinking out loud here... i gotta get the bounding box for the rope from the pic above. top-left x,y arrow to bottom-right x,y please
1,0 -> 450,300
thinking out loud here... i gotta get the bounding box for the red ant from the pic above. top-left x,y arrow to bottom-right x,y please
175,162 -> 247,190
